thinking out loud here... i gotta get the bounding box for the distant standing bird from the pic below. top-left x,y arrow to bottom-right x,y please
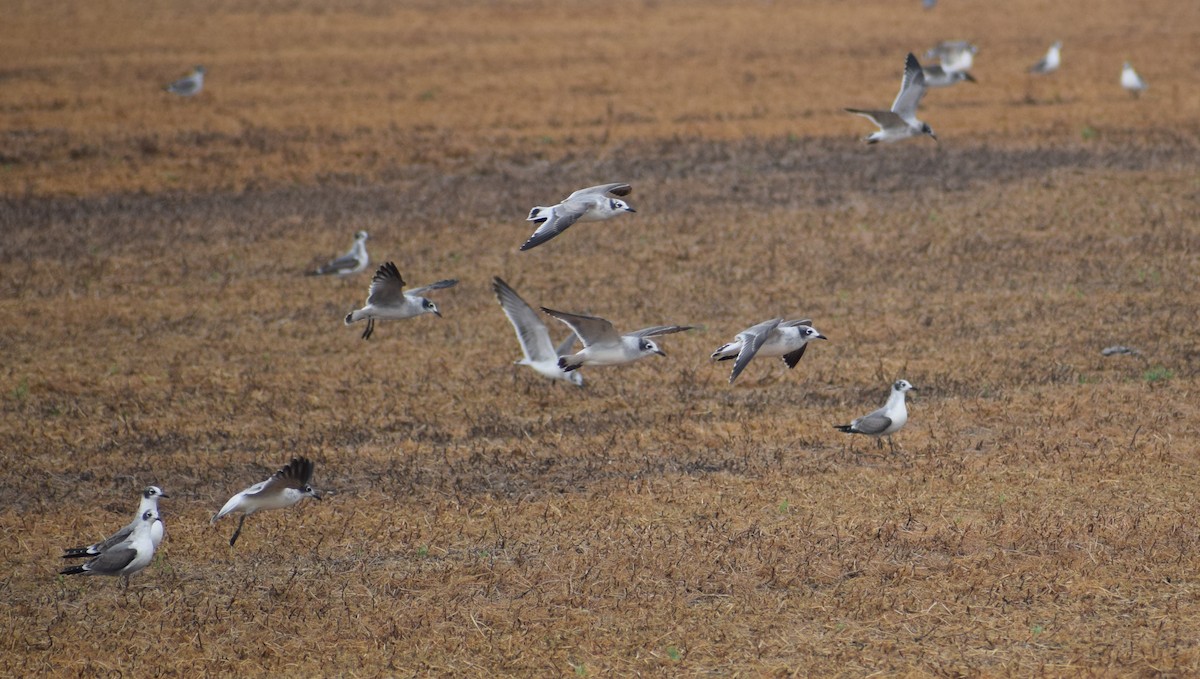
520,183 -> 636,251
211,457 -> 323,547
834,380 -> 916,452
922,64 -> 977,88
310,230 -> 370,276
62,486 -> 168,559
710,318 -> 827,384
345,262 -> 458,340
1028,42 -> 1062,75
164,65 -> 206,96
492,277 -> 584,387
846,53 -> 938,144
1121,62 -> 1147,97
59,509 -> 161,586
541,308 -> 692,371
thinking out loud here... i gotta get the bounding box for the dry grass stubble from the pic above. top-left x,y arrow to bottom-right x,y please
2,0 -> 1200,675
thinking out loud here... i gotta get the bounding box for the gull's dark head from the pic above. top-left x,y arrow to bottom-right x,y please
640,338 -> 665,357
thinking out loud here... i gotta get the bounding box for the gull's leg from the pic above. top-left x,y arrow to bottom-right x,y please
229,514 -> 247,547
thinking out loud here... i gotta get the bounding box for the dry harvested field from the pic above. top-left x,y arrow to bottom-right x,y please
3,0 -> 1200,675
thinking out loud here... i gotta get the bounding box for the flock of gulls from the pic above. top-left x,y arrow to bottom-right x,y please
844,40 -> 1147,144
59,35 -> 1152,586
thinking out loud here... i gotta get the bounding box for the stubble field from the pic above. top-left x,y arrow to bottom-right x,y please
2,0 -> 1199,675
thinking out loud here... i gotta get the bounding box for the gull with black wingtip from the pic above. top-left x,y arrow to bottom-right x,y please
62,486 -> 169,559
541,308 -> 692,371
60,508 -> 161,587
520,183 -> 636,251
345,262 -> 457,340
846,54 -> 938,144
493,277 -> 584,386
211,457 -> 323,547
834,380 -> 916,452
711,318 -> 827,384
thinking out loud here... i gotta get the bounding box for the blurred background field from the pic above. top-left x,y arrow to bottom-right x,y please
2,0 -> 1199,675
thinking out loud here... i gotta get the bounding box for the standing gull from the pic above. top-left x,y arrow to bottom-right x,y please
492,277 -> 584,386
834,380 -> 916,452
164,66 -> 206,97
711,318 -> 827,384
59,509 -> 161,586
310,231 -> 369,276
62,486 -> 169,559
1121,62 -> 1147,97
846,54 -> 937,144
1028,42 -> 1062,75
345,262 -> 458,340
211,457 -> 323,547
520,183 -> 636,251
541,308 -> 692,371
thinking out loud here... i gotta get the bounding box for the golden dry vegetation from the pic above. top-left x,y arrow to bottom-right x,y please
2,0 -> 1200,675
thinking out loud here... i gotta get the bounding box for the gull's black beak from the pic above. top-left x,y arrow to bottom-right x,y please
964,72 -> 977,83
815,334 -> 828,341
626,207 -> 637,213
655,349 -> 666,357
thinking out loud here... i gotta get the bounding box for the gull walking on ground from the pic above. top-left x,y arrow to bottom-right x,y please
492,277 -> 584,386
1121,62 -> 1147,97
846,54 -> 937,144
345,262 -> 457,340
711,318 -> 827,384
541,308 -> 692,371
311,231 -> 369,276
59,509 -> 161,586
1029,42 -> 1062,75
62,486 -> 168,559
164,66 -> 206,96
520,183 -> 636,251
834,380 -> 916,452
211,457 -> 323,547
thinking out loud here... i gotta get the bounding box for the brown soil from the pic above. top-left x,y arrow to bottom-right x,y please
3,0 -> 1199,675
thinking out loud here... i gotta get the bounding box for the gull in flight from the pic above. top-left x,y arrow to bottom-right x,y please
492,277 -> 583,386
1029,41 -> 1062,75
59,509 -> 161,586
520,183 -> 636,251
345,262 -> 458,340
164,66 -> 206,97
834,380 -> 916,452
711,318 -> 827,384
1121,62 -> 1147,97
846,54 -> 937,144
62,486 -> 168,559
211,457 -> 323,547
540,308 -> 692,371
924,41 -> 977,74
922,64 -> 977,88
310,231 -> 369,276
